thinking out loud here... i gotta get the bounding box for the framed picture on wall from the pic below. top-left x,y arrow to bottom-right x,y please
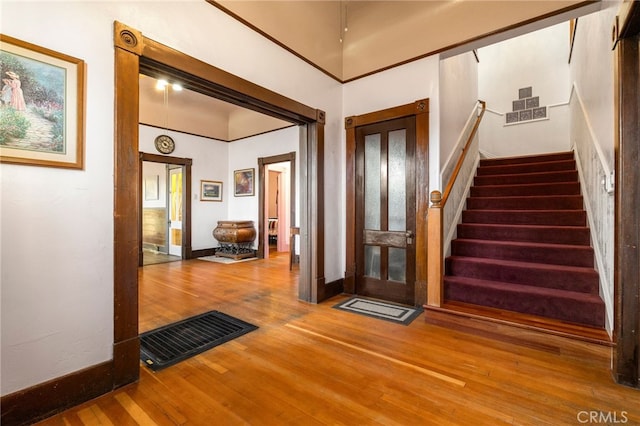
144,175 -> 159,201
234,168 -> 254,197
201,180 -> 222,202
0,34 -> 85,169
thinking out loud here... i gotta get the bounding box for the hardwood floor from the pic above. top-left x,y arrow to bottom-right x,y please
37,252 -> 639,425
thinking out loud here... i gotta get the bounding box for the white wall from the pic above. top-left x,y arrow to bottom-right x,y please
343,55 -> 442,191
569,5 -> 617,170
140,126 -> 230,251
478,22 -> 571,157
227,126 -> 299,249
0,0 -> 342,396
439,51 -> 479,181
142,161 -> 167,209
569,2 -> 620,332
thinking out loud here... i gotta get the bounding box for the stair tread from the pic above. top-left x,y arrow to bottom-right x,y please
477,159 -> 577,175
457,223 -> 591,244
475,170 -> 578,180
459,223 -> 589,231
464,208 -> 586,213
470,182 -> 581,197
468,194 -> 583,200
447,255 -> 597,274
472,181 -> 578,190
453,238 -> 593,251
444,275 -> 604,301
480,151 -> 574,166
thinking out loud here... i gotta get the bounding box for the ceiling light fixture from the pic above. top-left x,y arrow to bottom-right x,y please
155,79 -> 182,92
340,1 -> 348,43
155,79 -> 168,90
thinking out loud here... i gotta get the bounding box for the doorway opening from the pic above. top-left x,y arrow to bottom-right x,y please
258,152 -> 296,266
139,153 -> 193,267
114,22 -> 328,388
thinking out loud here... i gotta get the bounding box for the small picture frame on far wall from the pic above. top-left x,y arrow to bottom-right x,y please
200,180 -> 222,202
234,168 -> 254,197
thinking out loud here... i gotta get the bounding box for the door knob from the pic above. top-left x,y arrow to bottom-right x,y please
405,230 -> 414,245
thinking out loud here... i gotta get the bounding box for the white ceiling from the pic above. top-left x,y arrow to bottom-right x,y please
140,1 -> 603,142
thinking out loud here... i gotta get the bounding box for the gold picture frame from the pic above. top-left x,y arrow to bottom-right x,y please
0,34 -> 85,169
234,168 -> 254,197
200,180 -> 223,202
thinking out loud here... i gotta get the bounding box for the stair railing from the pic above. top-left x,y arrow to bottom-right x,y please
427,100 -> 486,307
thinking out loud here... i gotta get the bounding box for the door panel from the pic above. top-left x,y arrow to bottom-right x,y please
355,117 -> 416,305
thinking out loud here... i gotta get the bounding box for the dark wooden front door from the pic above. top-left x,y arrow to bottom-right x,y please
355,116 -> 416,305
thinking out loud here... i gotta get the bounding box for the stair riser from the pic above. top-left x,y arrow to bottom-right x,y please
457,224 -> 591,246
480,152 -> 574,167
471,182 -> 580,197
474,170 -> 578,186
477,160 -> 576,176
467,196 -> 583,210
445,258 -> 599,293
463,210 -> 586,226
451,240 -> 594,267
444,281 -> 605,327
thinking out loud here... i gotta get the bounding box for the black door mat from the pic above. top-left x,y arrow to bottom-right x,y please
333,297 -> 423,325
140,310 -> 258,371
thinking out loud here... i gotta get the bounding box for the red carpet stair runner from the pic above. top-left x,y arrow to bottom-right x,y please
444,151 -> 605,328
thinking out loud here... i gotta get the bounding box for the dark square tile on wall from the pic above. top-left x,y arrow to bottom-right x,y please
519,109 -> 533,121
533,106 -> 547,119
506,112 -> 519,124
526,97 -> 539,109
519,87 -> 533,99
513,99 -> 526,111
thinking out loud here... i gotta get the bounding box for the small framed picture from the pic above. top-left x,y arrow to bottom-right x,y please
144,175 -> 159,201
234,168 -> 254,197
0,34 -> 85,169
200,180 -> 222,202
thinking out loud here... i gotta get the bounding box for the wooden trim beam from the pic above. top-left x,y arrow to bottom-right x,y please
140,38 -> 317,124
614,1 -> 640,388
113,37 -> 141,389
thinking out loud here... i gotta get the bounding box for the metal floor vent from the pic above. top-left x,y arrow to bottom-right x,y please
140,310 -> 258,371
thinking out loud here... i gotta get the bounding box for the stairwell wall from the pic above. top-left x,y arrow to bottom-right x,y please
568,3 -> 620,333
478,22 -> 571,158
439,51 -> 479,178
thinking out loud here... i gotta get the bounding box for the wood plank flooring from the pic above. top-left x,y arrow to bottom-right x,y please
37,252 -> 640,425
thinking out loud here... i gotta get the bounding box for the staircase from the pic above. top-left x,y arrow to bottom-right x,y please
444,151 -> 605,329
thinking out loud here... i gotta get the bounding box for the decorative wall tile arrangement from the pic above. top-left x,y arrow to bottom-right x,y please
505,86 -> 547,125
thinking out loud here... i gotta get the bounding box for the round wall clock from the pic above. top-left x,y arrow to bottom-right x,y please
154,135 -> 175,154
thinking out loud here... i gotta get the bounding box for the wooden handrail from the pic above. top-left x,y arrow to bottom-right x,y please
427,100 -> 486,307
439,100 -> 486,207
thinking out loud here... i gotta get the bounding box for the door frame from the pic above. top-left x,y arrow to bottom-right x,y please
345,100 -> 430,306
138,153 -> 192,266
613,1 -> 640,388
258,152 -> 296,259
114,22 -> 326,388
